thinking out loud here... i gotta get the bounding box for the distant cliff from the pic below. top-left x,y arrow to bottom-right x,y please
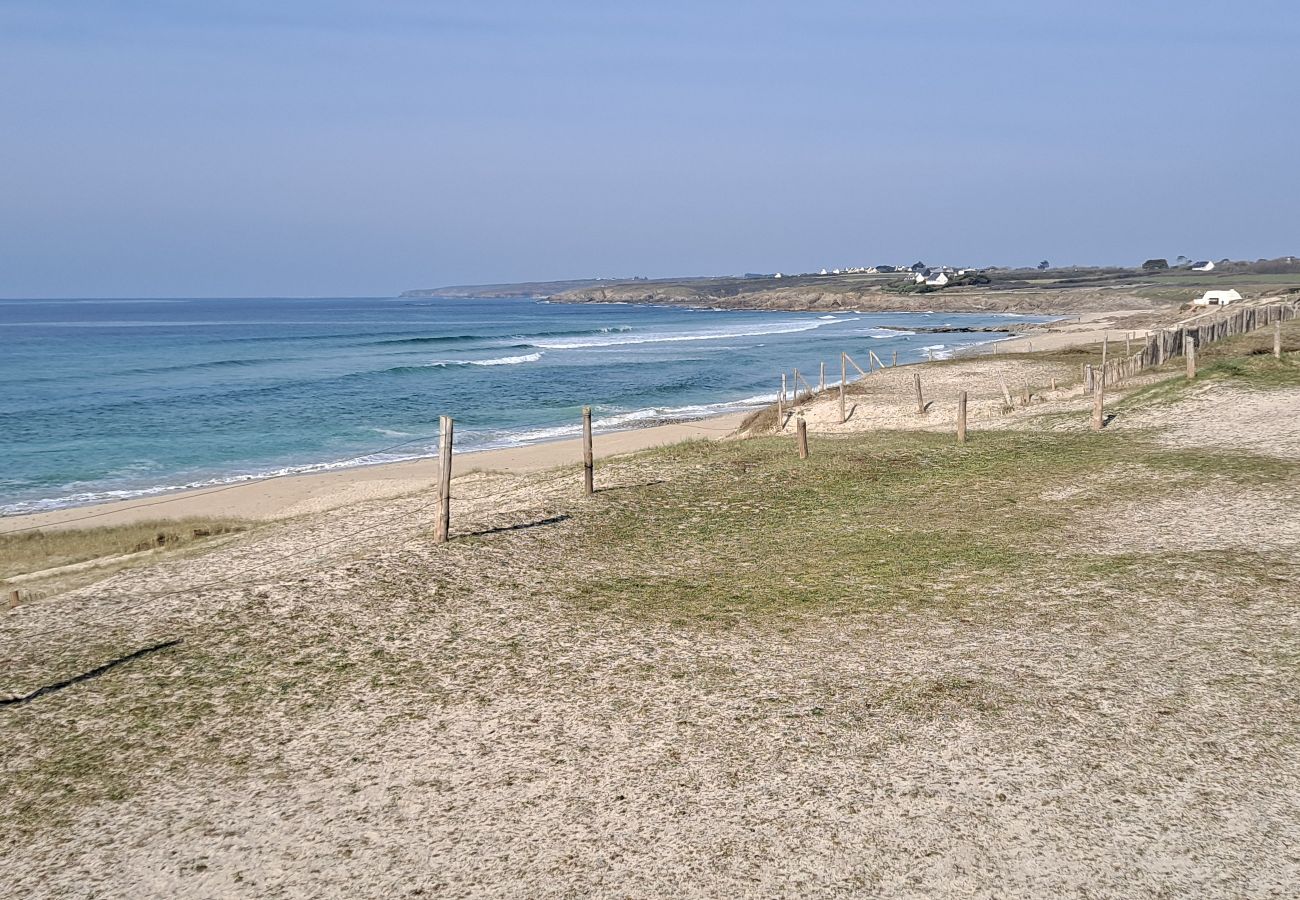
545,274 -> 1160,314
400,278 -> 609,298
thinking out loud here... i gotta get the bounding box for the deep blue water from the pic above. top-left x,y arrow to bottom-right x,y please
0,297 -> 1046,513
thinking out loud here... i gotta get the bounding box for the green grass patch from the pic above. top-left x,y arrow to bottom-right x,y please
564,429 -> 1148,627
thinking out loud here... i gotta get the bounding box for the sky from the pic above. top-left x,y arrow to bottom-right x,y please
1,1 -> 1297,298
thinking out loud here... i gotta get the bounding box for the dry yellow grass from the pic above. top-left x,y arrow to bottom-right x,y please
1,518 -> 249,596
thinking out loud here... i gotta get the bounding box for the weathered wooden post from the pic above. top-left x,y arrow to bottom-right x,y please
839,354 -> 846,424
1276,321 -> 1283,359
7,589 -> 19,610
435,415 -> 454,543
1185,335 -> 1196,379
778,374 -> 785,428
582,406 -> 594,495
1084,364 -> 1094,394
1050,377 -> 1057,392
792,368 -> 801,402
796,415 -> 809,459
819,361 -> 826,392
1091,380 -> 1104,431
927,348 -> 934,363
892,350 -> 898,367
1100,337 -> 1109,386
956,391 -> 967,444
913,372 -> 925,415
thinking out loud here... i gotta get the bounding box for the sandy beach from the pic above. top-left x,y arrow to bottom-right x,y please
0,307 -> 1160,534
0,412 -> 750,533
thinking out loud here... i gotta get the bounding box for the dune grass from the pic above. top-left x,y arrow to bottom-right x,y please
561,422 -> 1293,629
1,518 -> 249,584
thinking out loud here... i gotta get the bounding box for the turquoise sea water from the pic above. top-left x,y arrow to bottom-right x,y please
0,296 -> 1049,514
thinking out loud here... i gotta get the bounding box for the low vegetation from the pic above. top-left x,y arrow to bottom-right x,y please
1,518 -> 249,595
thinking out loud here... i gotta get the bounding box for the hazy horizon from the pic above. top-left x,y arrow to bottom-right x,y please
3,1 -> 1297,298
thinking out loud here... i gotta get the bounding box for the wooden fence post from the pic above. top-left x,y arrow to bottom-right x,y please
582,406 -> 594,495
1185,335 -> 1196,379
1084,364 -> 1093,393
796,415 -> 809,459
793,368 -> 801,402
956,391 -> 967,444
1276,321 -> 1283,359
839,354 -> 846,424
892,350 -> 898,367
913,372 -> 925,414
1091,381 -> 1104,431
8,589 -> 19,610
778,374 -> 785,428
819,361 -> 826,392
435,415 -> 454,543
1100,337 -> 1108,386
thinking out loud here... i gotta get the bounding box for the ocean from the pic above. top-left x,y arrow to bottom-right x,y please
0,296 -> 1050,514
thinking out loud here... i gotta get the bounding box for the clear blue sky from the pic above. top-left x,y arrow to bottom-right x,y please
2,1 -> 1296,297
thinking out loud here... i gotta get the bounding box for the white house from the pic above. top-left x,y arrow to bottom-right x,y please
1191,260 -> 1216,272
1192,289 -> 1242,307
925,272 -> 951,287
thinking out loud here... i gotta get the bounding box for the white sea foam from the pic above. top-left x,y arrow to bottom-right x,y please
469,352 -> 542,366
531,320 -> 830,349
428,352 -> 543,367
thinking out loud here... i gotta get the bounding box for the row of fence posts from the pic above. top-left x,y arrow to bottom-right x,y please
431,405 -> 598,544
1083,301 -> 1296,396
429,301 -> 1294,542
786,299 -> 1297,455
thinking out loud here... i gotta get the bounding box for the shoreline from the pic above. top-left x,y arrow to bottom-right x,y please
1,413 -> 751,533
1,307 -> 1158,533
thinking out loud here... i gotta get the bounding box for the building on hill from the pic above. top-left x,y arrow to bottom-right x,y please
1191,260 -> 1216,272
1192,289 -> 1242,306
925,272 -> 951,287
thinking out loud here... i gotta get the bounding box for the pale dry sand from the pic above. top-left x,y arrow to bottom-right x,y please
995,308 -> 1156,352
